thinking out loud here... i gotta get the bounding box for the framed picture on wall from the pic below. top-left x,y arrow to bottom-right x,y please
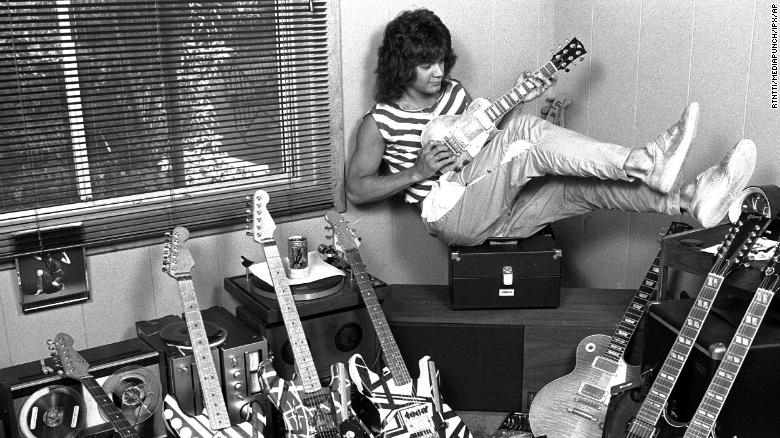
13,224 -> 90,313
15,247 -> 90,313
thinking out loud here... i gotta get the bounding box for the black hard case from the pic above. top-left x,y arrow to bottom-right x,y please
448,234 -> 562,310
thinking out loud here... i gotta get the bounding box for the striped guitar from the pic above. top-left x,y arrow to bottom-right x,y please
528,222 -> 692,438
162,226 -> 232,430
421,38 -> 586,174
324,210 -> 472,438
676,240 -> 780,438
248,190 -> 370,438
603,186 -> 777,438
163,394 -> 267,438
45,333 -> 140,438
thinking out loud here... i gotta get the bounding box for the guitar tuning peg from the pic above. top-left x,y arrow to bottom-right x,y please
565,68 -> 570,73
325,234 -> 333,240
324,225 -> 332,231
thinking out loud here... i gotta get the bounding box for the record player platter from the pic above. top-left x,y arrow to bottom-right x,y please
249,274 -> 345,301
159,320 -> 227,349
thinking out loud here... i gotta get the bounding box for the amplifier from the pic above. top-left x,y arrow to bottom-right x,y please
642,297 -> 780,437
136,306 -> 268,425
0,337 -> 165,438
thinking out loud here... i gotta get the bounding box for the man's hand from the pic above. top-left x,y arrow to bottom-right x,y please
415,140 -> 455,178
517,70 -> 555,103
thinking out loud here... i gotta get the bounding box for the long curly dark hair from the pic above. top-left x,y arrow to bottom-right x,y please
375,8 -> 457,104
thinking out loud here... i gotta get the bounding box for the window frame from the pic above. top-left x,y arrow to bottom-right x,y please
0,0 -> 345,258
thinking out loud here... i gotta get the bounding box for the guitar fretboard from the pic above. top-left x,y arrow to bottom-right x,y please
683,287 -> 775,438
603,256 -> 661,363
483,61 -> 557,124
261,240 -> 322,393
80,376 -> 139,438
633,277 -> 723,432
176,277 -> 231,430
344,248 -> 412,385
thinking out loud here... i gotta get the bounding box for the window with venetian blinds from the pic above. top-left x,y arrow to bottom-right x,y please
0,0 -> 339,259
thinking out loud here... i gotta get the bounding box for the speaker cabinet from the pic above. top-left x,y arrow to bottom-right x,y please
237,304 -> 379,381
644,298 -> 780,437
388,321 -> 524,412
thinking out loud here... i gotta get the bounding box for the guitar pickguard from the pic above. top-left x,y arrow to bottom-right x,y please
348,355 -> 471,438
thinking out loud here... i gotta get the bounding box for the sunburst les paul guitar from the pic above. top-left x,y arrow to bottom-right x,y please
248,190 -> 370,438
421,37 -> 586,174
44,333 -> 140,438
528,222 -> 692,438
602,186 -> 778,438
162,226 -> 232,431
324,210 -> 472,438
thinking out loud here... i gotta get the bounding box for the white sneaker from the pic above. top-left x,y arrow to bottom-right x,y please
644,102 -> 700,194
689,139 -> 757,228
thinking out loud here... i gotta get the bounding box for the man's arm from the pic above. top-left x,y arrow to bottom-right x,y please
346,115 -> 454,204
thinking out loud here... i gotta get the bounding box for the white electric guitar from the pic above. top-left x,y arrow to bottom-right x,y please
421,37 -> 586,174
324,210 -> 472,438
248,190 -> 371,438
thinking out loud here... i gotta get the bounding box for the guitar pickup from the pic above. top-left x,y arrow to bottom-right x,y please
578,383 -> 607,403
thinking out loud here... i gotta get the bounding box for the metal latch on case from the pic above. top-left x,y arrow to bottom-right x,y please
502,266 -> 513,286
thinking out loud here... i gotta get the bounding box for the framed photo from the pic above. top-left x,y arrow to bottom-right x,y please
15,247 -> 90,313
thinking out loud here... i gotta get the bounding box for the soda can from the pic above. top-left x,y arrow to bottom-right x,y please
288,236 -> 308,271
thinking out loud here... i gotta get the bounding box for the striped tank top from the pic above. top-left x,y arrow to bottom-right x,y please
368,79 -> 469,203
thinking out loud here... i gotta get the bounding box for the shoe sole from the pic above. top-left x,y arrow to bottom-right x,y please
696,139 -> 757,227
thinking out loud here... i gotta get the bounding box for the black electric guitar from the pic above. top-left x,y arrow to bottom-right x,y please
528,222 -> 692,438
324,210 -> 473,438
677,240 -> 780,438
248,190 -> 370,438
421,37 -> 586,174
162,226 -> 232,430
46,333 -> 140,438
602,186 -> 777,438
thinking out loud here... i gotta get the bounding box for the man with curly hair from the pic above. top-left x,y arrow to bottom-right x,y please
346,8 -> 756,246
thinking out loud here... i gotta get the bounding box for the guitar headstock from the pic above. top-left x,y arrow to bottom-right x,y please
712,188 -> 776,277
46,333 -> 90,379
758,242 -> 780,293
549,37 -> 587,73
162,226 -> 194,278
324,210 -> 360,253
248,190 -> 275,243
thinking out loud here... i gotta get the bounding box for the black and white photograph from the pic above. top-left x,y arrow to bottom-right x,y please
0,1 -> 779,437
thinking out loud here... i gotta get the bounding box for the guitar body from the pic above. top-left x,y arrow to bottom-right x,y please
163,394 -> 266,438
529,334 -> 640,438
420,98 -> 499,173
602,389 -> 696,438
348,354 -> 471,438
259,358 -> 364,438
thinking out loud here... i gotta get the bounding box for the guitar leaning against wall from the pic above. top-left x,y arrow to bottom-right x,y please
324,210 -> 473,438
248,190 -> 371,438
528,222 -> 693,438
602,185 -> 778,438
